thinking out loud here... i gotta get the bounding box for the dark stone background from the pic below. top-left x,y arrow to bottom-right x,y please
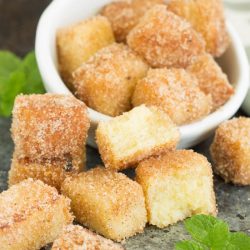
0,1 -> 249,249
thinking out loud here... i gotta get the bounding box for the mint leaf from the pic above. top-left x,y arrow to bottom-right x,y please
0,51 -> 21,78
0,70 -> 26,116
0,50 -> 45,117
175,240 -> 206,250
20,51 -> 45,94
184,215 -> 219,243
226,232 -> 250,250
176,215 -> 250,250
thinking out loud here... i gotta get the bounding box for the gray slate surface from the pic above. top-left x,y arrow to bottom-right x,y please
1,117 -> 249,249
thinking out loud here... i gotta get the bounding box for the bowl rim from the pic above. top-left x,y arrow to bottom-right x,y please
35,0 -> 250,137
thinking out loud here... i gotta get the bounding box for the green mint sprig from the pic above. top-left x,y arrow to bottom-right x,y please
0,50 -> 45,117
175,215 -> 250,250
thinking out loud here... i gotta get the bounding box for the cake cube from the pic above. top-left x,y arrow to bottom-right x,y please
132,68 -> 212,125
0,179 -> 73,250
61,167 -> 147,241
57,16 -> 115,88
11,94 -> 90,164
52,225 -> 124,250
127,4 -> 205,68
73,43 -> 149,117
96,105 -> 180,171
187,53 -> 234,110
210,117 -> 250,185
8,151 -> 85,190
136,150 -> 217,228
167,0 -> 229,57
101,0 -> 164,42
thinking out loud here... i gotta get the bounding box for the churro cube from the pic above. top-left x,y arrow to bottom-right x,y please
210,117 -> 250,185
96,105 -> 180,171
73,43 -> 148,117
127,4 -> 205,68
0,179 -> 73,250
136,150 -> 217,228
167,0 -> 230,57
57,16 -> 115,87
101,0 -> 164,42
11,94 -> 89,164
187,53 -> 234,110
61,167 -> 147,241
132,68 -> 212,125
8,151 -> 85,190
52,225 -> 124,250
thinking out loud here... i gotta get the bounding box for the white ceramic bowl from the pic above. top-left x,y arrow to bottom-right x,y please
35,0 -> 249,149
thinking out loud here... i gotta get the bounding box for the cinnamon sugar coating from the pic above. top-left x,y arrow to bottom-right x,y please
11,94 -> 89,164
61,167 -> 147,241
187,53 -> 234,110
0,179 -> 73,250
101,0 -> 164,42
57,16 -> 114,89
73,43 -> 148,117
132,68 -> 212,125
167,0 -> 230,57
127,4 -> 205,68
210,117 -> 250,185
52,224 -> 124,250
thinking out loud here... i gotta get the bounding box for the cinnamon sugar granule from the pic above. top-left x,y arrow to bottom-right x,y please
0,178 -> 73,250
127,4 -> 205,68
11,94 -> 90,163
73,43 -> 148,117
132,68 -> 212,125
167,0 -> 230,57
210,117 -> 250,185
52,224 -> 124,250
101,0 -> 164,42
61,167 -> 147,241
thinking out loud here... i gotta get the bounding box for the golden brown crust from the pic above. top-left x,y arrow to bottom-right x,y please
11,94 -> 90,163
101,0 -> 164,42
73,43 -> 149,117
132,68 -> 212,125
187,53 -> 234,110
136,150 -> 217,227
0,179 -> 73,250
57,15 -> 114,88
127,4 -> 205,68
52,225 -> 124,250
96,105 -> 180,171
210,117 -> 250,185
8,151 -> 85,190
167,0 -> 230,57
61,167 -> 147,241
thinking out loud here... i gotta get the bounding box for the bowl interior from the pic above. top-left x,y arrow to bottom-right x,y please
36,0 -> 250,148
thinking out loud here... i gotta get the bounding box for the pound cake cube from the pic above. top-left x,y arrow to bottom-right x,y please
167,0 -> 230,57
210,117 -> 250,185
96,105 -> 180,171
132,68 -> 212,125
11,94 -> 89,164
8,151 -> 85,190
57,16 -> 115,87
136,150 -> 217,228
187,53 -> 234,110
73,43 -> 149,117
0,179 -> 73,250
127,4 -> 205,68
52,224 -> 124,250
61,167 -> 147,241
101,0 -> 164,42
